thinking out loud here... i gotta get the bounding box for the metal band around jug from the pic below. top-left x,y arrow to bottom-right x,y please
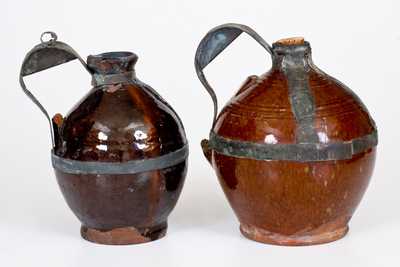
92,71 -> 136,87
51,143 -> 189,175
195,23 -> 378,162
209,131 -> 377,162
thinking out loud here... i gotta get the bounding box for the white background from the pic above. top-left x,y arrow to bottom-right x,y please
1,0 -> 399,266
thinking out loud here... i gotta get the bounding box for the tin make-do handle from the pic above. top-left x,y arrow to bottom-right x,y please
194,23 -> 274,126
194,23 -> 274,163
19,32 -> 92,148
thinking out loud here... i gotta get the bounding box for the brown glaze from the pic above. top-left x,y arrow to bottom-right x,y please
213,149 -> 375,246
214,54 -> 374,144
205,39 -> 376,246
53,52 -> 187,245
55,162 -> 186,244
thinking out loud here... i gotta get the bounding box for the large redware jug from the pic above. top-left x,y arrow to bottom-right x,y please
20,32 -> 188,245
195,23 -> 377,246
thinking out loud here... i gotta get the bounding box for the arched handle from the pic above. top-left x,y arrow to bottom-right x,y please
19,31 -> 91,148
194,23 -> 274,126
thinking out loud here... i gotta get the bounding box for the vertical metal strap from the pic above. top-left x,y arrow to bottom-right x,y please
278,45 -> 320,144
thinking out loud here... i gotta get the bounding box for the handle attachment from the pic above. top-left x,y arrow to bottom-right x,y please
19,31 -> 91,147
194,23 -> 274,126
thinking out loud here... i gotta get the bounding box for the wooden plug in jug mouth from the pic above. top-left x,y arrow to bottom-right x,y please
275,37 -> 305,46
272,37 -> 310,55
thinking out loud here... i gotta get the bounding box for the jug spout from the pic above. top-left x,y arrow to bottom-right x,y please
87,52 -> 138,87
271,37 -> 313,70
87,51 -> 138,75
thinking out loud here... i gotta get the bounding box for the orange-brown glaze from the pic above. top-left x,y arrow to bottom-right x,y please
206,39 -> 377,245
309,69 -> 375,142
215,70 -> 297,144
212,148 -> 375,245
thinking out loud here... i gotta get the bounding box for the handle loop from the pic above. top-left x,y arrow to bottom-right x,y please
40,31 -> 58,44
194,23 -> 274,126
19,32 -> 91,147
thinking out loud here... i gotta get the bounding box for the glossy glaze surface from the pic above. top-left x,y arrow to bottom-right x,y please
214,52 -> 374,144
207,41 -> 376,246
56,161 -> 187,244
53,52 -> 187,244
213,150 -> 375,245
56,53 -> 186,160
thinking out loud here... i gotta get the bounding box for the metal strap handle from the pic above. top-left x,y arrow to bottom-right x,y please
194,23 -> 274,126
19,32 -> 91,147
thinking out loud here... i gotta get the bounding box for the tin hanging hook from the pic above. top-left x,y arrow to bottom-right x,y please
40,31 -> 58,44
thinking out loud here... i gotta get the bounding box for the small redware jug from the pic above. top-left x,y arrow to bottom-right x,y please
195,23 -> 377,246
20,32 -> 188,245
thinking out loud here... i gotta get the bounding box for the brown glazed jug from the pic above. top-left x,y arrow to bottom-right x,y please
20,32 -> 188,245
195,24 -> 377,246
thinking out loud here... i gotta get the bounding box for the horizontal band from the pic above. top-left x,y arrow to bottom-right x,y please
209,131 -> 377,162
52,144 -> 188,175
92,71 -> 135,87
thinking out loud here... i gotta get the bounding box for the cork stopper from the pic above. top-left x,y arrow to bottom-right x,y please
275,37 -> 305,46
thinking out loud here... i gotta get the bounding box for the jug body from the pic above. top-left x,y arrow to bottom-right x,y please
20,33 -> 188,245
195,24 -> 377,246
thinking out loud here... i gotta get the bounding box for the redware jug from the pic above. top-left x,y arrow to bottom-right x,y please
195,24 -> 377,246
19,32 -> 188,245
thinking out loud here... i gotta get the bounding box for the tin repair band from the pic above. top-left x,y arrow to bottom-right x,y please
52,144 -> 189,175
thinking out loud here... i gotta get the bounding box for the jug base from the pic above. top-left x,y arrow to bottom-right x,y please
240,223 -> 348,246
80,223 -> 167,245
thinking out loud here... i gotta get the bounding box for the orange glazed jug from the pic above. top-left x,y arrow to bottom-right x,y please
195,23 -> 378,246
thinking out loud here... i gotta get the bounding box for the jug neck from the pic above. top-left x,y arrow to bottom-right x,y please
271,38 -> 313,71
87,51 -> 138,75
